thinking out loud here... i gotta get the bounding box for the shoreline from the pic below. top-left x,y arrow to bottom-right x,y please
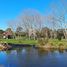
0,39 -> 67,51
0,43 -> 67,51
35,44 -> 67,50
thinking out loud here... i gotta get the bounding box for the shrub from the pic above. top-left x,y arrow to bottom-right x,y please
38,38 -> 49,46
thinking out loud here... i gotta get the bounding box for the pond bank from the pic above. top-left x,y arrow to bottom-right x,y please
0,43 -> 67,51
0,43 -> 12,51
9,43 -> 67,50
35,44 -> 67,50
0,43 -> 36,51
0,39 -> 67,50
0,43 -> 67,50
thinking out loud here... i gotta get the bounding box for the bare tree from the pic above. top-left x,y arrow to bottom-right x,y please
59,0 -> 67,39
45,2 -> 66,39
7,20 -> 18,32
20,9 -> 44,39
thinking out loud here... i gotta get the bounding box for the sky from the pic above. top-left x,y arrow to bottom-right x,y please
0,0 -> 66,30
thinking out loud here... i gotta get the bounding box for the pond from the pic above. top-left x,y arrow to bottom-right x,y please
0,46 -> 67,67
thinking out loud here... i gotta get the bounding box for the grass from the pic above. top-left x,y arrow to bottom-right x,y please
0,39 -> 67,48
48,39 -> 67,48
49,39 -> 67,45
0,39 -> 37,45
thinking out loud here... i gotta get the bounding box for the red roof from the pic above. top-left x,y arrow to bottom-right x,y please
3,31 -> 13,36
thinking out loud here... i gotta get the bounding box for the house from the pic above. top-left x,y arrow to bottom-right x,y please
3,30 -> 13,39
28,28 -> 37,40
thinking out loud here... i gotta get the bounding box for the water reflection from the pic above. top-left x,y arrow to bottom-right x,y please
0,47 -> 67,67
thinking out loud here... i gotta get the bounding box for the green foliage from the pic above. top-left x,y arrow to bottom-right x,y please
59,43 -> 64,46
44,38 -> 49,44
38,38 -> 49,46
57,29 -> 64,41
57,36 -> 62,41
38,38 -> 44,46
49,42 -> 54,46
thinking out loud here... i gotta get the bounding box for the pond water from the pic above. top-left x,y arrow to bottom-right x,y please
0,47 -> 67,67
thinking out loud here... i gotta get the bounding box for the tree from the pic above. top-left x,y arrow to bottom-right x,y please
16,26 -> 23,38
41,27 -> 50,38
0,29 -> 4,38
20,9 -> 43,39
57,29 -> 65,40
16,26 -> 23,32
59,0 -> 67,39
7,19 -> 20,32
0,29 -> 4,34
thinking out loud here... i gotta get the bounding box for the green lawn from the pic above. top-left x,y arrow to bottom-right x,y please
0,39 -> 67,47
0,39 -> 37,45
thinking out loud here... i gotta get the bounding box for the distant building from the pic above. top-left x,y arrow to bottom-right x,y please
3,31 -> 13,39
28,28 -> 37,40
